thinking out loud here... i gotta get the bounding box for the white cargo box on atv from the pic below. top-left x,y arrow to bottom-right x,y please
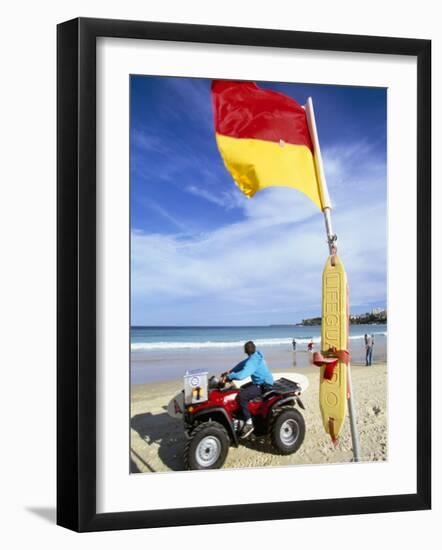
184,369 -> 208,405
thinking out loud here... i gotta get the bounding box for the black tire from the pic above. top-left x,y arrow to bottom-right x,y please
184,421 -> 230,470
270,407 -> 305,455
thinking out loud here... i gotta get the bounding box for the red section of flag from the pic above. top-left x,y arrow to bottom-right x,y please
211,80 -> 313,151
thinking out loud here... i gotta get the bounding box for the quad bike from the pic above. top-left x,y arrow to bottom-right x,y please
169,369 -> 306,470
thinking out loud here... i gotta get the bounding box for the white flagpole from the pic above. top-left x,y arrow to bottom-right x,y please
305,97 -> 361,462
304,97 -> 335,252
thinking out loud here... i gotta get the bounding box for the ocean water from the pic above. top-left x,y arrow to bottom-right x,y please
130,324 -> 387,384
131,324 -> 387,352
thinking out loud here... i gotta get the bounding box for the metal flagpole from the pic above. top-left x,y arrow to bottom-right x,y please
305,97 -> 361,462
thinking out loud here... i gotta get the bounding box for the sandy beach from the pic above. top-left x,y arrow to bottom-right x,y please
130,362 -> 387,473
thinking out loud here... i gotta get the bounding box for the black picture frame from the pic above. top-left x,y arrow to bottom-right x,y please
57,17 -> 431,532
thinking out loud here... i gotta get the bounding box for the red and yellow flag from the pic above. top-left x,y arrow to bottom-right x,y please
212,80 -> 326,210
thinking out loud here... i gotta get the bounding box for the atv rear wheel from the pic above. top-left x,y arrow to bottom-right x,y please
184,421 -> 229,470
270,407 -> 305,455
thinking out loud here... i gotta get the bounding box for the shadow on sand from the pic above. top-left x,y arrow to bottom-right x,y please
130,412 -> 186,472
239,433 -> 281,455
131,410 -> 285,473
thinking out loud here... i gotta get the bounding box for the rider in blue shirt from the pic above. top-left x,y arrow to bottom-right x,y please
222,341 -> 273,438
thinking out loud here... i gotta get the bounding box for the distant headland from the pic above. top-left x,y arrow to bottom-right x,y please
297,309 -> 387,326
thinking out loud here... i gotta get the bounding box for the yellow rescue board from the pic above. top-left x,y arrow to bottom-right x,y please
320,255 -> 348,441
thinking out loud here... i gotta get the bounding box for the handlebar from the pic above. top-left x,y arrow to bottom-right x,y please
208,375 -> 236,390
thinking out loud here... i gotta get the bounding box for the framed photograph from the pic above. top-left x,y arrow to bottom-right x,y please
57,17 -> 431,532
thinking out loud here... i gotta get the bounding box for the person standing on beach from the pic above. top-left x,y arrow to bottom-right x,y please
292,338 -> 297,351
221,341 -> 273,438
307,340 -> 314,352
365,333 -> 374,366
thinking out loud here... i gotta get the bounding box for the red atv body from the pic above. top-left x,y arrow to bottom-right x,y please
183,377 -> 306,470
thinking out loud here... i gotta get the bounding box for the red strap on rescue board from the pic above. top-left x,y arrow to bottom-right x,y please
328,417 -> 338,445
313,348 -> 350,380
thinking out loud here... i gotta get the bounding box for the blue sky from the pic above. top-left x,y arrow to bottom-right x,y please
130,76 -> 387,326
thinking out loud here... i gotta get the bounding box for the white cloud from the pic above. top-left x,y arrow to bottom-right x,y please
184,184 -> 242,210
322,141 -> 386,201
131,203 -> 386,325
141,199 -> 190,233
132,128 -> 171,155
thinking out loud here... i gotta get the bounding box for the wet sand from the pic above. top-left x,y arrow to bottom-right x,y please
131,338 -> 386,384
130,362 -> 387,473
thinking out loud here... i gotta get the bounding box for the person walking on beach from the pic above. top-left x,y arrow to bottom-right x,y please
221,341 -> 273,438
307,340 -> 314,352
365,333 -> 374,366
292,338 -> 297,351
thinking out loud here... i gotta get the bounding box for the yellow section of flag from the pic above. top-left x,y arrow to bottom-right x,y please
216,134 -> 323,209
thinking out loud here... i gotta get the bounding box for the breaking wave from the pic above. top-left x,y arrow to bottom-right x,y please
131,331 -> 387,352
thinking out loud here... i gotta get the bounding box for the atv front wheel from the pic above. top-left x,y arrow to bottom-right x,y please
184,421 -> 229,470
270,408 -> 305,455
